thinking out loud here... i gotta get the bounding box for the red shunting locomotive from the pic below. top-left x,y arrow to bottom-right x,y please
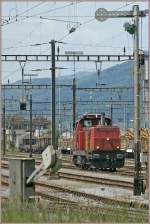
72,113 -> 125,171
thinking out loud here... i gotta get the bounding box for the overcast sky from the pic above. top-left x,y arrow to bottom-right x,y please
2,1 -> 148,84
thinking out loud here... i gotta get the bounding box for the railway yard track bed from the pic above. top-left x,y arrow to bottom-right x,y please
1,169 -> 148,210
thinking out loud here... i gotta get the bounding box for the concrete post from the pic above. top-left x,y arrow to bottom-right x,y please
51,40 -> 56,150
9,158 -> 35,202
133,5 -> 142,195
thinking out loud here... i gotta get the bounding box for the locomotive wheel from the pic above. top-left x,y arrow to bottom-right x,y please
102,168 -> 107,171
110,168 -> 116,172
89,166 -> 96,171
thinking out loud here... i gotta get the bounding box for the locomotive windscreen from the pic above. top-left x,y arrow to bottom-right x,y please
80,117 -> 111,127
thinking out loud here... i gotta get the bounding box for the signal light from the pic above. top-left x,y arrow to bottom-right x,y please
20,102 -> 26,110
20,96 -> 26,110
123,22 -> 136,35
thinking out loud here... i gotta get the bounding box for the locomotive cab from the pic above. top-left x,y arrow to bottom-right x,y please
73,114 -> 125,171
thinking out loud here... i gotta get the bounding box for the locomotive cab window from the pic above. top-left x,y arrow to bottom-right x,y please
83,119 -> 92,127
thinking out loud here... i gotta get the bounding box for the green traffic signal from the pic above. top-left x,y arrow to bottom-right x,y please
123,23 -> 136,35
126,25 -> 136,34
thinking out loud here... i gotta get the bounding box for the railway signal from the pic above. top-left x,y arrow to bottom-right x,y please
95,5 -> 148,195
72,78 -> 76,129
123,22 -> 136,35
19,96 -> 26,110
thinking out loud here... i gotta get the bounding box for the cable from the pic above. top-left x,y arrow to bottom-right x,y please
58,17 -> 94,41
114,0 -> 138,11
2,15 -> 96,19
1,2 -> 47,26
2,41 -> 129,51
16,2 -> 46,17
40,16 -> 81,24
2,2 -> 76,27
2,17 -> 47,51
66,42 -> 125,49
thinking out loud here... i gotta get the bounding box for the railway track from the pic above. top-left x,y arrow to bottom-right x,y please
1,161 -> 148,223
1,153 -> 146,178
1,173 -> 148,211
58,171 -> 133,189
1,161 -> 133,190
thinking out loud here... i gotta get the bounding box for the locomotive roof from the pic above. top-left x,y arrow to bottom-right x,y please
77,114 -> 111,122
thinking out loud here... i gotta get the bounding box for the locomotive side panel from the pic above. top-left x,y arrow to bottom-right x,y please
78,131 -> 86,150
85,129 -> 91,151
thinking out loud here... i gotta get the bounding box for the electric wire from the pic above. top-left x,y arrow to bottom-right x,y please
1,1 -> 47,25
40,16 -> 81,24
2,2 -> 78,27
3,1 -> 145,51
114,0 -> 138,11
16,2 -> 46,17
3,41 -> 128,51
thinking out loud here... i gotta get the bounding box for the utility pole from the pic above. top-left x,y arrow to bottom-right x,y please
110,102 -> 113,124
124,104 -> 126,132
51,40 -> 56,150
65,51 -> 83,129
3,103 -> 6,156
73,78 -> 76,129
133,5 -> 142,195
95,4 -> 148,196
29,94 -> 33,158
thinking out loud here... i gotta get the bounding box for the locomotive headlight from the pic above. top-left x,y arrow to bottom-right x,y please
96,146 -> 100,149
106,138 -> 110,141
116,146 -> 120,149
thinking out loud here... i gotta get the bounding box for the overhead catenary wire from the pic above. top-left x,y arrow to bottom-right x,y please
40,16 -> 81,24
114,0 -> 138,11
16,2 -> 46,17
1,0 -> 139,21
2,1 -> 147,83
3,38 -> 131,51
2,0 -> 143,29
2,2 -> 79,27
2,19 -> 44,51
1,1 -> 47,25
2,1 -> 143,51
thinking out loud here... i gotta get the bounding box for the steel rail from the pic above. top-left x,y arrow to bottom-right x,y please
1,176 -> 147,223
1,156 -> 146,189
1,161 -> 134,189
1,173 -> 148,210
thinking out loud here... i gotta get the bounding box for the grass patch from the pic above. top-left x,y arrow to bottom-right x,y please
2,198 -> 148,223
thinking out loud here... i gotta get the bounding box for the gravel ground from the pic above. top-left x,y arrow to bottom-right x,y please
59,167 -> 133,182
1,187 -> 9,198
1,168 -> 148,206
39,176 -> 148,205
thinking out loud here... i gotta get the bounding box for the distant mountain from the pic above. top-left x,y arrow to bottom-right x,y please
13,60 -> 134,87
4,61 -> 135,130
